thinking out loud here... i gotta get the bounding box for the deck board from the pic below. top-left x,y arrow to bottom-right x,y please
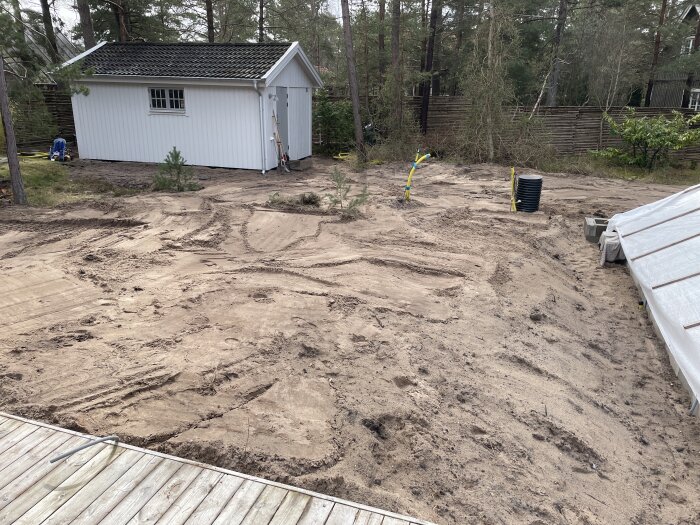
0,423 -> 38,455
0,432 -> 73,490
239,485 -> 289,525
353,510 -> 385,525
382,518 -> 412,525
72,455 -> 163,524
42,450 -> 145,524
326,504 -> 360,525
128,463 -> 202,524
14,446 -> 128,525
0,426 -> 55,472
0,412 -> 434,525
156,469 -> 224,525
101,458 -> 183,524
183,475 -> 245,524
296,498 -> 334,524
269,491 -> 312,525
0,443 -> 112,522
0,438 -> 81,504
0,418 -> 21,435
212,479 -> 267,525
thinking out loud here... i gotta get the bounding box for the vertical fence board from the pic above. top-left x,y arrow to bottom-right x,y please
323,95 -> 700,160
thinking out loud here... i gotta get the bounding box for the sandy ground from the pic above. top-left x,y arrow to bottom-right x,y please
0,159 -> 698,524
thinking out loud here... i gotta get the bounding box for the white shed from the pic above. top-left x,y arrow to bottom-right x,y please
66,41 -> 323,173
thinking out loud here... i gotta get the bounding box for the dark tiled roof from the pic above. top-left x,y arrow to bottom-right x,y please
82,42 -> 292,79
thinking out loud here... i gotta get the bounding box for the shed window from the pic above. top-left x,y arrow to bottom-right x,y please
168,89 -> 185,109
149,87 -> 185,112
682,36 -> 695,55
690,89 -> 700,111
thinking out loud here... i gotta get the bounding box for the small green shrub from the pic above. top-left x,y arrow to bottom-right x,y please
327,168 -> 351,209
299,192 -> 321,206
327,168 -> 369,218
268,191 -> 284,205
154,147 -> 200,192
597,108 -> 700,170
347,184 -> 369,211
267,191 -> 321,208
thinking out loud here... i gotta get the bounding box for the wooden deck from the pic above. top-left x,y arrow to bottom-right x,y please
0,412 -> 434,525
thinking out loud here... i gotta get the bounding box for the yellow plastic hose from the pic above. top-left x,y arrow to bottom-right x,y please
404,153 -> 430,201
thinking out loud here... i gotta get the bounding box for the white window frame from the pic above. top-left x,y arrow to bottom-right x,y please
689,89 -> 700,111
682,36 -> 695,55
148,87 -> 186,114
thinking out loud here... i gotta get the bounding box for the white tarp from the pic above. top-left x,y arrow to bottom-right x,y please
607,184 -> 700,405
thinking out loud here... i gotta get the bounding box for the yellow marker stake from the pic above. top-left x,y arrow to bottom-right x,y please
404,153 -> 430,201
510,167 -> 517,212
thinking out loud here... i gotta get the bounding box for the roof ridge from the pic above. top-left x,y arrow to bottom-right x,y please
104,42 -> 292,46
79,41 -> 302,81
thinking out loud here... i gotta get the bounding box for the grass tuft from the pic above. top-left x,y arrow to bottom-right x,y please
536,154 -> 700,185
0,159 -> 139,207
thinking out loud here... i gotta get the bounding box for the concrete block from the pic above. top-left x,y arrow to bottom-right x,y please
584,217 -> 609,243
289,157 -> 313,171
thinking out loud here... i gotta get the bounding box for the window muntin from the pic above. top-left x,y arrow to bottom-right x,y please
682,36 -> 695,55
690,89 -> 700,111
149,87 -> 185,112
168,89 -> 185,110
150,88 -> 167,109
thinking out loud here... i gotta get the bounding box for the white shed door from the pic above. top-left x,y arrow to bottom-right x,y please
287,87 -> 312,160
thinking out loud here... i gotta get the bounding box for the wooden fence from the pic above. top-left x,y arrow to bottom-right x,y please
9,86 -> 76,151
402,97 -> 700,160
37,85 -> 75,149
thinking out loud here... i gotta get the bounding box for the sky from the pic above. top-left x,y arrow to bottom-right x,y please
21,0 -> 79,32
21,0 -> 342,37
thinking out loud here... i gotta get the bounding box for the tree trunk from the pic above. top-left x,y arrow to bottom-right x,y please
258,0 -> 264,42
312,0 -> 320,66
205,0 -> 215,42
340,0 -> 366,161
111,1 -> 128,42
645,0 -> 667,107
0,57 -> 27,205
451,0 -> 464,95
361,0 -> 370,115
682,14 -> 700,108
10,0 -> 25,44
418,0 -> 430,95
485,3 -> 495,161
39,0 -> 60,63
76,0 -> 97,49
530,69 -> 550,119
378,0 -> 386,82
431,6 -> 442,96
390,0 -> 402,127
545,0 -> 568,107
10,0 -> 21,20
419,0 -> 440,134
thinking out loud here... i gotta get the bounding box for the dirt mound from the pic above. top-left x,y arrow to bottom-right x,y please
0,160 -> 697,524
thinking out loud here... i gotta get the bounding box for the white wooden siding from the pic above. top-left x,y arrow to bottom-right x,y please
268,56 -> 315,88
72,82 -> 263,170
288,88 -> 312,160
263,86 -> 279,171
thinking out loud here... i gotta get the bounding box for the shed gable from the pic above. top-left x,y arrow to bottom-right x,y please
268,56 -> 316,88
